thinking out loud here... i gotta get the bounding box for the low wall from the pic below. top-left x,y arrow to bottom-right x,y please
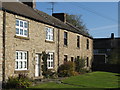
92,63 -> 120,73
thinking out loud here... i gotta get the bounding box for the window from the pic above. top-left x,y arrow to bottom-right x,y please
46,27 -> 54,41
77,56 -> 80,60
16,19 -> 28,37
64,55 -> 68,62
87,39 -> 89,49
77,36 -> 80,48
64,32 -> 68,46
71,57 -> 74,62
86,57 -> 89,67
47,52 -> 54,69
15,51 -> 28,70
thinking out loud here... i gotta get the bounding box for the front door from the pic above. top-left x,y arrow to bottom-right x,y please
35,54 -> 40,77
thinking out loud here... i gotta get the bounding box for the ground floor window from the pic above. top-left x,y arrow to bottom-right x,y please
47,52 -> 54,69
86,57 -> 89,67
71,57 -> 74,62
15,51 -> 28,70
64,55 -> 68,62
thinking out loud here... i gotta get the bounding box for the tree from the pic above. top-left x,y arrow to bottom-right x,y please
66,14 -> 89,35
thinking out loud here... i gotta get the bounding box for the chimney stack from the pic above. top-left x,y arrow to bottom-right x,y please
111,33 -> 114,39
52,13 -> 67,23
18,0 -> 36,8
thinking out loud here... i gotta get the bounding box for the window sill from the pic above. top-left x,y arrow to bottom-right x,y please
63,45 -> 68,48
45,40 -> 55,43
76,47 -> 80,49
14,70 -> 29,74
14,35 -> 30,40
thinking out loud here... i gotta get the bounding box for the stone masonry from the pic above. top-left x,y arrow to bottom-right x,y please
0,10 -> 3,89
0,4 -> 93,83
2,12 -> 93,81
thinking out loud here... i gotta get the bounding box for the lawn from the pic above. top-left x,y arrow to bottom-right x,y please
29,71 -> 119,88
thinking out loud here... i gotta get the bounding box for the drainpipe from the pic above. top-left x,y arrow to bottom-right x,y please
2,9 -> 6,87
57,29 -> 60,67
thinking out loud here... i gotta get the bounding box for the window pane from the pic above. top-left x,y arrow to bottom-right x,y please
24,22 -> 28,28
24,61 -> 27,68
16,20 -> 19,26
51,62 -> 53,67
20,21 -> 23,27
48,55 -> 50,60
16,28 -> 19,34
24,30 -> 28,36
21,52 -> 23,59
16,52 -> 19,59
20,29 -> 23,35
24,52 -> 27,59
49,61 -> 50,67
15,61 -> 18,69
20,61 -> 22,69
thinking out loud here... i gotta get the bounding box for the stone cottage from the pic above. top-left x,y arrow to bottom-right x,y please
0,1 -> 93,87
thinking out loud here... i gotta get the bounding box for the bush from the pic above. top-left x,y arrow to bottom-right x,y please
58,61 -> 77,77
74,58 -> 85,73
5,74 -> 32,89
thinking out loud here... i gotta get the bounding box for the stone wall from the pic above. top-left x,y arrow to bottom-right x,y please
58,29 -> 93,69
3,12 -> 93,81
0,10 -> 3,89
4,12 -> 59,80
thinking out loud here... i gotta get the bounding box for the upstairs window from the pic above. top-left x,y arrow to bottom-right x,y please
46,27 -> 54,41
16,19 -> 28,37
15,51 -> 28,70
77,36 -> 80,48
64,32 -> 68,46
87,39 -> 89,49
47,52 -> 54,69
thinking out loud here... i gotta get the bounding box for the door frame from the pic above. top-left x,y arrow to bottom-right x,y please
35,53 -> 41,77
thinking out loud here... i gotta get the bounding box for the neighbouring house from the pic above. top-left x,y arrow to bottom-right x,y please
93,33 -> 120,64
0,0 -> 93,88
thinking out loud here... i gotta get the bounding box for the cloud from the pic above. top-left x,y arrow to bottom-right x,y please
90,24 -> 118,31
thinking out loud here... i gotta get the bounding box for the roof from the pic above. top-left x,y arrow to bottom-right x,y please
1,2 -> 92,39
93,37 -> 120,49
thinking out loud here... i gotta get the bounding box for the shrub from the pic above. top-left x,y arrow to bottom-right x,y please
74,58 -> 85,73
41,51 -> 49,78
5,74 -> 32,89
58,61 -> 77,77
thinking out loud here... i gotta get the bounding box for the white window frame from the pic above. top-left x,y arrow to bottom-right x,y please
45,27 -> 54,41
47,52 -> 54,69
15,51 -> 28,70
16,19 -> 28,37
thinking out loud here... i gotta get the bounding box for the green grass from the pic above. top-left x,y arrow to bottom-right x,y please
30,71 -> 119,88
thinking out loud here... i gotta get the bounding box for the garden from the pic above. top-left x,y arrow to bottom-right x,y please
4,52 -> 120,89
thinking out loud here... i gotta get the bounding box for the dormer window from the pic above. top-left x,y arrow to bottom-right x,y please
16,19 -> 28,37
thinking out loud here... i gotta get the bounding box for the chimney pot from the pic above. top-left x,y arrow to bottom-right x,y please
111,33 -> 114,39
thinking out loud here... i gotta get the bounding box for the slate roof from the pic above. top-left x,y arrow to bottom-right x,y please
1,2 -> 92,38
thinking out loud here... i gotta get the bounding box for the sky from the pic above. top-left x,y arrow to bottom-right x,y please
36,2 -> 118,38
